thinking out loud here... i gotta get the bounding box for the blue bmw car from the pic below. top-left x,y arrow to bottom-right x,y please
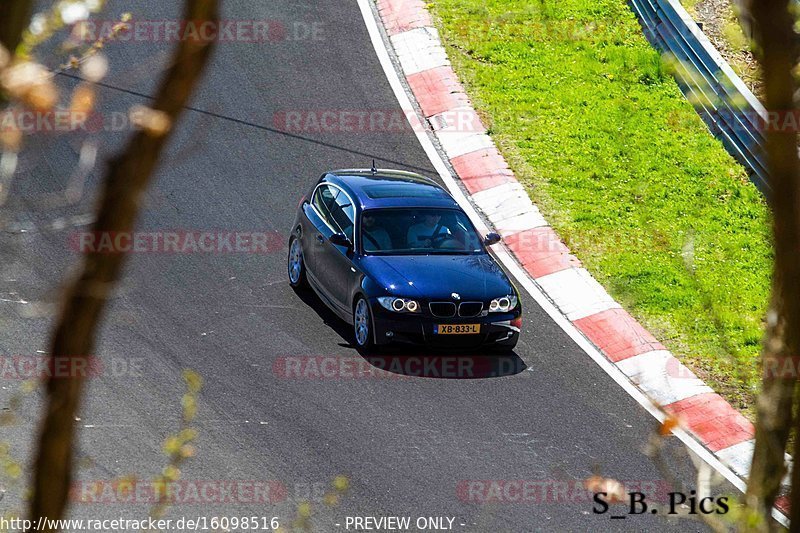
288,168 -> 522,352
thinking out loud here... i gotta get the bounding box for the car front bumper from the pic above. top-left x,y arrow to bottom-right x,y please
369,298 -> 521,349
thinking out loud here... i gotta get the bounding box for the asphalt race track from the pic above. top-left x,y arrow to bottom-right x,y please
0,1 -> 735,531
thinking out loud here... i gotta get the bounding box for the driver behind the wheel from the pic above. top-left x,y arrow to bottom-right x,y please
362,213 -> 393,252
407,213 -> 450,248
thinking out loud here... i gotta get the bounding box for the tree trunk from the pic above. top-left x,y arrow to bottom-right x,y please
0,0 -> 33,107
743,0 -> 800,528
25,1 -> 219,530
0,0 -> 32,53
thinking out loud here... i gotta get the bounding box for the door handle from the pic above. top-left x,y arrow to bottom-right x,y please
316,234 -> 325,244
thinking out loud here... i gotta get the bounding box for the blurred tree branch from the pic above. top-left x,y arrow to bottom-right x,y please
0,0 -> 33,106
0,0 -> 32,55
25,0 -> 219,530
740,0 -> 800,528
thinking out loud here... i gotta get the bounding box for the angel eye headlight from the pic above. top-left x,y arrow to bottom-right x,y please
378,297 -> 421,313
489,295 -> 518,313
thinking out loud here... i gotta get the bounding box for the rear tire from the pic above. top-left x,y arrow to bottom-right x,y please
288,236 -> 307,289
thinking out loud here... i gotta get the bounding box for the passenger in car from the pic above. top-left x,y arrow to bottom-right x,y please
362,213 -> 393,252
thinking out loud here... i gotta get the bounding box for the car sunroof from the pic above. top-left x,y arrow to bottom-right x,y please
363,184 -> 442,199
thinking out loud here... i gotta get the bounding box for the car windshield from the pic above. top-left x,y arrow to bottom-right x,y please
360,208 -> 484,255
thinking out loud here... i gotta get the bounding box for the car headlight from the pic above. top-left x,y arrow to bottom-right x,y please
489,294 -> 518,313
377,297 -> 421,313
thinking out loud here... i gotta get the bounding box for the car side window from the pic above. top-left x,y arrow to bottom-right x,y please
313,185 -> 336,224
327,189 -> 355,241
312,185 -> 355,242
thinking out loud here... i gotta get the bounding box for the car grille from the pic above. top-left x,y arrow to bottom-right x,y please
458,302 -> 484,318
429,301 -> 484,318
429,302 -> 457,318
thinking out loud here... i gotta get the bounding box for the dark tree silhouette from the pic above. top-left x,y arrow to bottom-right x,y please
738,0 -> 800,529
19,1 -> 219,530
0,0 -> 32,57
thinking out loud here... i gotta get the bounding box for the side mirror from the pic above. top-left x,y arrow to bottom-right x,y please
329,232 -> 353,249
484,232 -> 502,246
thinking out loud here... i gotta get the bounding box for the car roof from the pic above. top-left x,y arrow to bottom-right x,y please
321,169 -> 460,210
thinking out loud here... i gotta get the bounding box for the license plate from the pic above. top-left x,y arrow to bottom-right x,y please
434,324 -> 480,335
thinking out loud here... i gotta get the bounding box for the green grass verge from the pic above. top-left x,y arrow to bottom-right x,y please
429,0 -> 772,415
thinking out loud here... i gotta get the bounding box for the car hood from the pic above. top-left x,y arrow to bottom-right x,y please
360,254 -> 514,301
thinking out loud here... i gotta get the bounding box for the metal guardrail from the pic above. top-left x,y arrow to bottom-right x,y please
628,0 -> 771,195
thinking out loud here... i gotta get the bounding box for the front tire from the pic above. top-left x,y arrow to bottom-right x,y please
288,236 -> 307,288
353,297 -> 376,351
